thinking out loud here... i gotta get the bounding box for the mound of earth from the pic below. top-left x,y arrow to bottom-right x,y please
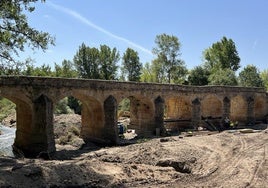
0,127 -> 267,187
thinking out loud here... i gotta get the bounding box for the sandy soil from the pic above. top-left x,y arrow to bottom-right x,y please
0,126 -> 267,187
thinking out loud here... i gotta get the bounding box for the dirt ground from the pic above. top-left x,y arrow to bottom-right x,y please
0,124 -> 267,187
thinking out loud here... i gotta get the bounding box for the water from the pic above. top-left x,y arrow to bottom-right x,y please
0,125 -> 15,157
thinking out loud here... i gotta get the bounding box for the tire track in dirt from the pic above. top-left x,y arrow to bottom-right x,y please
247,143 -> 267,187
196,132 -> 268,187
196,134 -> 248,184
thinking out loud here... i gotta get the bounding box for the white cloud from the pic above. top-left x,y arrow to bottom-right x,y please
43,14 -> 50,19
252,39 -> 258,50
47,1 -> 153,56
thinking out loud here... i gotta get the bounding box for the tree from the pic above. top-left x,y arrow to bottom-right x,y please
204,36 -> 240,72
99,45 -> 119,80
238,65 -> 264,87
122,48 -> 142,81
0,0 -> 54,71
23,63 -> 53,76
140,62 -> 156,83
152,33 -> 186,83
208,69 -> 238,86
188,66 -> 210,85
73,43 -> 100,79
54,59 -> 78,78
260,69 -> 268,90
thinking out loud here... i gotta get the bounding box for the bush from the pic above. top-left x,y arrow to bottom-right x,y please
55,97 -> 73,114
0,98 -> 16,122
68,125 -> 80,136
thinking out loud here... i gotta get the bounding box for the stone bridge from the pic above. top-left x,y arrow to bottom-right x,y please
0,76 -> 267,157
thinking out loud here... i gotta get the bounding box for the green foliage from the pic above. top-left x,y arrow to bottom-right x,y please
140,62 -> 156,83
22,63 -> 53,76
56,125 -> 81,145
68,125 -> 80,136
204,36 -> 240,72
238,65 -> 264,87
122,48 -> 142,81
54,60 -> 78,78
73,43 -> 100,79
54,97 -> 73,114
208,69 -> 238,86
67,97 -> 81,115
73,43 -> 119,80
99,45 -> 120,80
188,66 -> 210,85
0,98 -> 16,121
0,0 -> 54,71
260,69 -> 268,90
151,58 -> 165,83
118,98 -> 130,113
152,33 -> 187,83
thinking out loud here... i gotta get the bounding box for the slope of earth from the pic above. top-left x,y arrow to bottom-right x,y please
0,128 -> 267,188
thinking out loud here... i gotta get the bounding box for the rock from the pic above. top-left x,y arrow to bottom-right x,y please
11,163 -> 24,171
156,158 -> 192,173
160,138 -> 170,142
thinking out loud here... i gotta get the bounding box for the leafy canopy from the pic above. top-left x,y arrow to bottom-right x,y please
0,0 -> 54,69
208,69 -> 238,86
73,43 -> 119,80
260,69 -> 268,90
152,33 -> 187,83
188,66 -> 210,86
238,65 -> 264,87
204,36 -> 240,72
122,48 -> 142,82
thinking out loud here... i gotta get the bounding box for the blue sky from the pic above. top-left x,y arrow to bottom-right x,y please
23,0 -> 268,72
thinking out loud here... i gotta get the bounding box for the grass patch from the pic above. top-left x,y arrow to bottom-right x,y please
0,98 -> 16,122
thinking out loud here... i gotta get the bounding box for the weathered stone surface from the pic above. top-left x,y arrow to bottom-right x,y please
0,76 -> 267,157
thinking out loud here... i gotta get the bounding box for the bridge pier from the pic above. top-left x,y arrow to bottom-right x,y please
14,95 -> 55,157
191,98 -> 201,129
247,97 -> 255,125
103,95 -> 118,145
154,96 -> 165,135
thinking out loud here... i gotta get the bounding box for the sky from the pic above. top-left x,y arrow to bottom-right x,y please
22,0 -> 268,72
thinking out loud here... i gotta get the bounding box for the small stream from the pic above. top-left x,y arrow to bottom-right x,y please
0,125 -> 15,157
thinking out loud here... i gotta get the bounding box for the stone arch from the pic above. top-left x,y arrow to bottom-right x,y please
254,95 -> 267,122
165,96 -> 191,120
230,95 -> 247,123
126,95 -> 155,136
201,94 -> 223,118
0,93 -> 34,156
164,96 -> 192,131
54,93 -> 104,142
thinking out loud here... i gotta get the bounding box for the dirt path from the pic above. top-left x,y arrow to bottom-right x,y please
0,128 -> 267,187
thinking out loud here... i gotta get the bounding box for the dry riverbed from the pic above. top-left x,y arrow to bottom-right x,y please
0,124 -> 267,187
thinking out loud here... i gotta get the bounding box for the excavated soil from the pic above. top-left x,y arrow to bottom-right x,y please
0,126 -> 267,187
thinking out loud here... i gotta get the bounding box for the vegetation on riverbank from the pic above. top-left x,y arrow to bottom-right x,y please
0,98 -> 16,123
